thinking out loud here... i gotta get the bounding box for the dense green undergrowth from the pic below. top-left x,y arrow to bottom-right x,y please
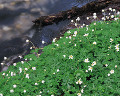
0,14 -> 120,96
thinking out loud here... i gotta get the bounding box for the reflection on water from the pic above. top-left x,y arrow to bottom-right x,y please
0,0 -> 95,41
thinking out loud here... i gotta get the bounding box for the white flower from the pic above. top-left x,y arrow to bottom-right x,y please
92,29 -> 94,31
66,37 -> 68,38
19,67 -> 22,73
93,41 -> 97,45
83,23 -> 85,26
108,46 -> 111,49
84,85 -> 87,87
63,55 -> 66,58
21,61 -> 24,64
110,70 -> 114,74
13,63 -> 16,66
73,34 -> 76,37
76,17 -> 80,21
102,9 -> 105,12
108,73 -> 110,76
81,26 -> 83,28
77,93 -> 81,96
69,36 -> 71,39
74,44 -> 76,46
55,44 -> 59,46
86,27 -> 88,31
30,47 -> 32,49
69,55 -> 73,59
32,67 -> 36,70
2,73 -> 5,75
111,15 -> 114,18
115,65 -> 117,68
74,31 -> 77,35
13,73 -> 16,76
26,39 -> 29,43
110,38 -> 113,42
114,18 -> 118,21
42,40 -> 45,44
115,44 -> 119,49
94,23 -> 96,25
88,66 -> 93,72
40,91 -> 42,93
35,83 -> 38,85
76,78 -> 83,85
19,55 -> 22,59
83,33 -> 89,36
26,74 -> 29,79
109,8 -> 112,11
86,70 -> 88,72
117,11 -> 120,15
4,57 -> 7,60
69,41 -> 71,43
11,72 -> 14,76
116,47 -> 119,52
81,89 -> 84,93
13,85 -> 17,88
67,31 -> 71,34
106,16 -> 109,19
105,64 -> 108,67
51,95 -> 54,96
25,68 -> 28,71
10,89 -> 14,93
53,38 -> 56,42
113,9 -> 116,11
75,23 -> 77,27
84,58 -> 90,63
42,80 -> 45,83
87,17 -> 89,20
57,69 -> 59,72
24,90 -> 26,93
93,15 -> 97,19
1,63 -> 4,65
93,13 -> 96,16
0,93 -> 3,96
30,58 -> 32,60
53,72 -> 55,74
102,17 -> 105,20
91,61 -> 96,66
71,20 -> 74,22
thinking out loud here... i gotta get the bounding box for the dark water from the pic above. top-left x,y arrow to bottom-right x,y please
0,0 -> 96,71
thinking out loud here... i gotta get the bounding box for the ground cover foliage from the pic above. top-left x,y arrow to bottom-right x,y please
0,9 -> 120,96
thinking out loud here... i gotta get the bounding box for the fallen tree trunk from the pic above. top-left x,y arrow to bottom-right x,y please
33,0 -> 120,27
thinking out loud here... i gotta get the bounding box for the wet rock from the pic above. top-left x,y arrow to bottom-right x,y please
0,37 -> 30,72
33,0 -> 120,27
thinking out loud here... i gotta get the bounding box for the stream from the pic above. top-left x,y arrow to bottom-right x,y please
0,0 -> 96,72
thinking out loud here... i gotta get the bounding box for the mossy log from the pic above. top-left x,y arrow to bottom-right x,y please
33,0 -> 120,27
